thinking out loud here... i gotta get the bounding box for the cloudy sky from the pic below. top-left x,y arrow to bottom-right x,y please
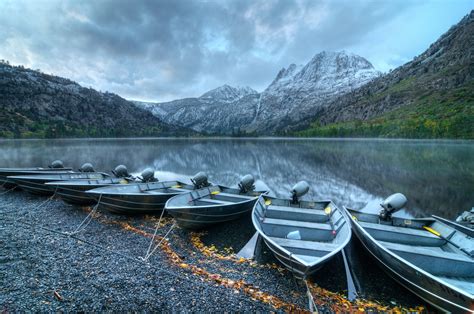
0,0 -> 472,102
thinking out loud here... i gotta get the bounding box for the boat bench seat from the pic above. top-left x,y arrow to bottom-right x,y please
266,205 -> 329,223
264,218 -> 332,230
379,241 -> 474,277
197,198 -> 232,205
166,188 -> 187,192
146,188 -> 187,194
262,218 -> 334,241
269,237 -> 339,252
359,221 -> 445,246
145,190 -> 166,195
217,192 -> 256,200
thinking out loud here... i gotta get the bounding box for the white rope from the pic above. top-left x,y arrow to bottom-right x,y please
1,214 -> 232,297
143,222 -> 176,262
304,279 -> 318,313
67,194 -> 102,236
29,187 -> 59,212
142,208 -> 167,260
0,185 -> 17,195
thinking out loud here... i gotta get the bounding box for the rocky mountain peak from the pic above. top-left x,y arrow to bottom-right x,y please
199,84 -> 257,103
294,50 -> 375,82
273,63 -> 303,81
264,50 -> 380,97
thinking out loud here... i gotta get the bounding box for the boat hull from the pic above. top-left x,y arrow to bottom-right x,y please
8,173 -> 108,196
167,200 -> 256,230
262,237 -> 327,278
89,193 -> 169,215
55,185 -> 102,205
8,177 -> 55,196
0,168 -> 72,189
349,217 -> 474,313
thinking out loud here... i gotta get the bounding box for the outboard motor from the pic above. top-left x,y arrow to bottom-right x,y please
79,163 -> 95,172
112,165 -> 129,178
290,181 -> 309,204
140,168 -> 157,183
455,208 -> 474,225
238,174 -> 255,193
379,193 -> 407,221
191,172 -> 210,189
49,160 -> 64,169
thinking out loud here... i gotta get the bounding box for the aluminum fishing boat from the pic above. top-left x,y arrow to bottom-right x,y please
0,160 -> 72,189
86,172 -> 211,215
45,165 -> 148,205
7,163 -> 108,196
165,174 -> 266,229
345,193 -> 474,313
252,181 -> 351,278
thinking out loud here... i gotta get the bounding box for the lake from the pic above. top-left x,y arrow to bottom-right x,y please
0,137 -> 472,219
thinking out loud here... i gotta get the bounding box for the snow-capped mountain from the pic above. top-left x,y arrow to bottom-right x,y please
249,51 -> 381,133
200,84 -> 257,103
132,85 -> 259,133
134,51 -> 380,134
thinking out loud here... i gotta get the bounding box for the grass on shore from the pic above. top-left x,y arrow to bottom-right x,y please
296,80 -> 474,139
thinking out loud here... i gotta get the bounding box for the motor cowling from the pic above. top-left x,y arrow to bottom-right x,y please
140,168 -> 157,183
238,174 -> 255,193
79,163 -> 95,172
379,193 -> 407,220
456,210 -> 474,224
291,181 -> 309,203
191,172 -> 209,188
49,160 -> 64,169
112,165 -> 129,178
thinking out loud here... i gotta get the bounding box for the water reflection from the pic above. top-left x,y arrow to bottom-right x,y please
0,138 -> 472,219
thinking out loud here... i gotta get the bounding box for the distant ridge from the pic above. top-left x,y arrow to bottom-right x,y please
132,84 -> 260,133
134,51 -> 380,135
0,61 -> 189,138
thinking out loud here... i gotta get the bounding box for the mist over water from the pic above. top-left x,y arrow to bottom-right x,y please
1,138 -> 472,219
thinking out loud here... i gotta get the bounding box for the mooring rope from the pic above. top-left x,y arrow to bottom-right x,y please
304,279 -> 318,314
142,208 -> 167,260
143,222 -> 176,262
67,194 -> 102,236
0,185 -> 17,195
0,214 -> 232,301
28,186 -> 59,212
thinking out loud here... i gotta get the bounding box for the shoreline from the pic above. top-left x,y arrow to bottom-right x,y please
0,189 -> 428,312
0,136 -> 472,143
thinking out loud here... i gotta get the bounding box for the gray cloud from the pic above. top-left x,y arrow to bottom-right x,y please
0,0 -> 471,101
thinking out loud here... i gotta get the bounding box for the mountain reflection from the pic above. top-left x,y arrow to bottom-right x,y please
0,138 -> 472,219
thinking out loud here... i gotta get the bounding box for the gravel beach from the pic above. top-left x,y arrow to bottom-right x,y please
1,188 -> 429,312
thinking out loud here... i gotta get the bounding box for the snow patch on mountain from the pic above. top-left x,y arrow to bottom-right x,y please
200,84 -> 258,103
248,51 -> 381,133
133,51 -> 380,134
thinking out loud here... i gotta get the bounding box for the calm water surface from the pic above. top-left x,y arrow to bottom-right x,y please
0,138 -> 472,219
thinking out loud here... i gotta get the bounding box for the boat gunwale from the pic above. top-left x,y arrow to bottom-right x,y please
432,215 -> 474,237
85,181 -> 194,196
44,178 -> 134,187
165,185 -> 267,210
252,195 -> 352,270
7,172 -> 109,181
344,206 -> 474,301
0,167 -> 73,172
